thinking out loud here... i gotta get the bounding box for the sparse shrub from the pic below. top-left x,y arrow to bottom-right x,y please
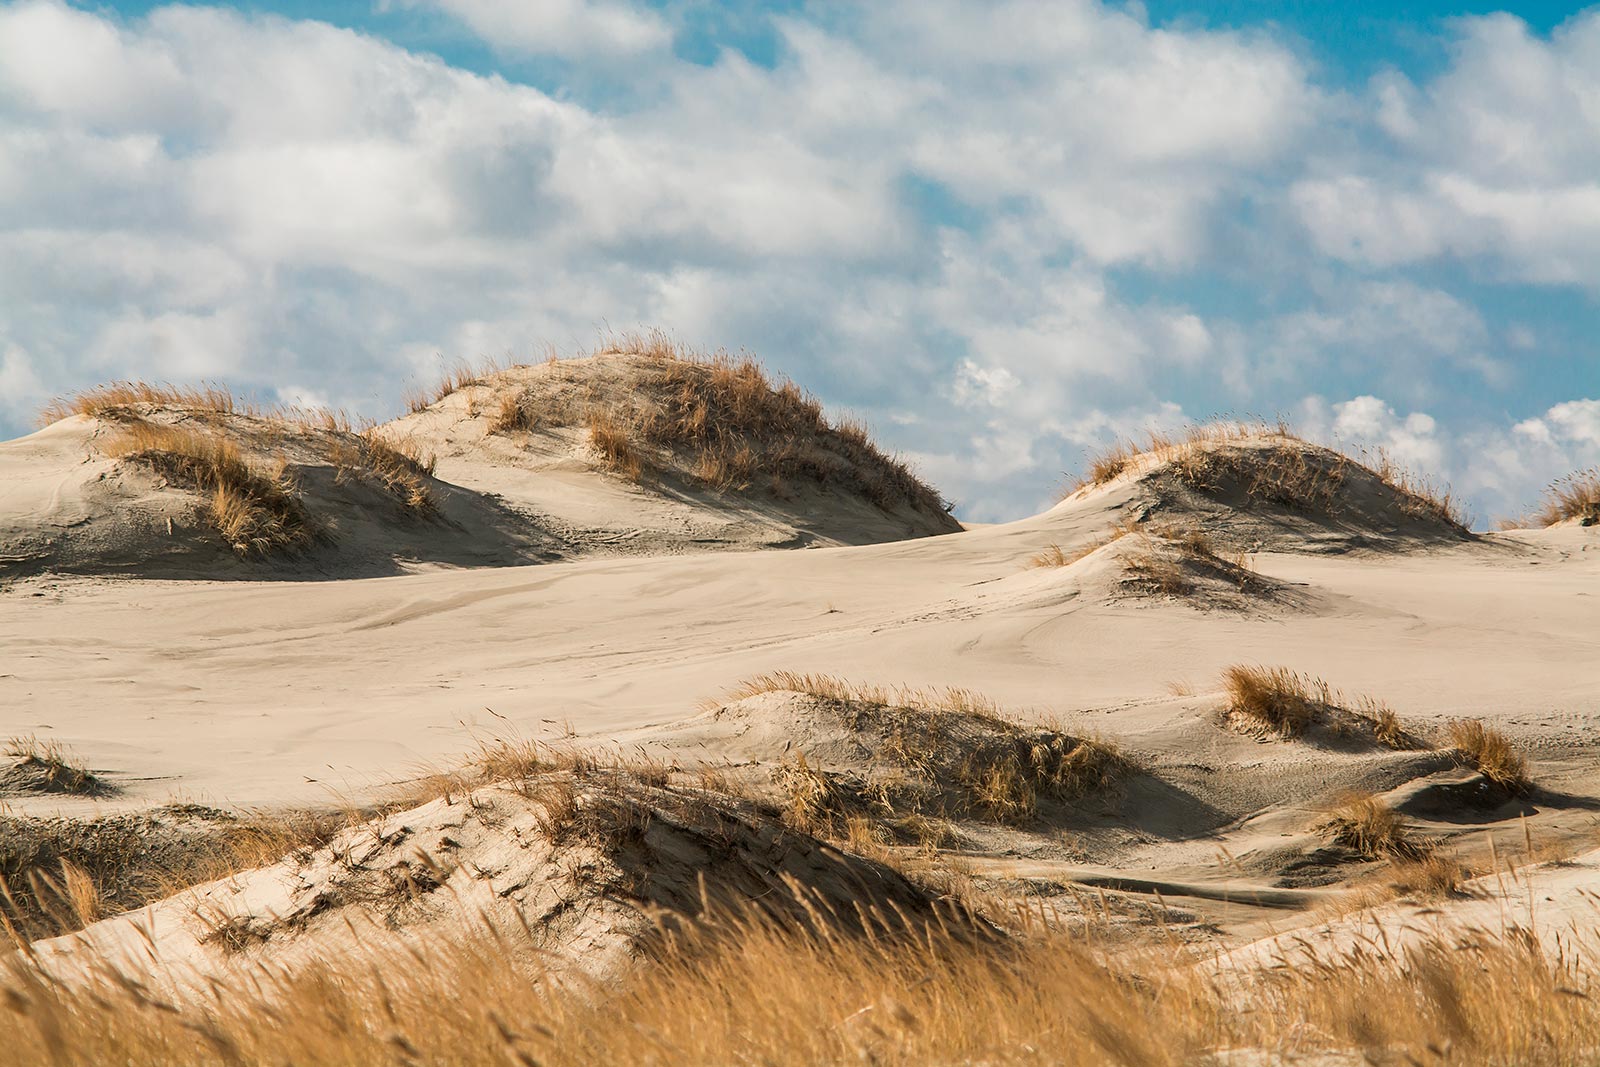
1447,720 -> 1531,794
1534,468 -> 1600,527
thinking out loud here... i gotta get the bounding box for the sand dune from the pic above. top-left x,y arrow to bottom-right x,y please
0,349 -> 956,581
4,405 -> 1599,1062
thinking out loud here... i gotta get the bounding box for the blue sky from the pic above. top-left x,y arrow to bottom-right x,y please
1,1 -> 1597,523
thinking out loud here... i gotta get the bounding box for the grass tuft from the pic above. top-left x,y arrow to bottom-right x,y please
1219,666 -> 1421,748
1533,467 -> 1600,527
1313,793 -> 1427,860
3,737 -> 103,796
1446,719 -> 1531,794
1069,420 -> 1468,529
486,335 -> 951,516
102,421 -> 315,555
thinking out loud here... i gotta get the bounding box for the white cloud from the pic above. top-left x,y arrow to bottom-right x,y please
0,0 -> 1591,528
394,0 -> 671,58
1292,9 -> 1600,286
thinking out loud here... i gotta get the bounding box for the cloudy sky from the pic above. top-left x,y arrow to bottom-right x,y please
1,0 -> 1596,523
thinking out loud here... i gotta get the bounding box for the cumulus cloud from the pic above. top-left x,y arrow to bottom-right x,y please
392,0 -> 671,58
1292,9 -> 1600,287
0,0 -> 1592,526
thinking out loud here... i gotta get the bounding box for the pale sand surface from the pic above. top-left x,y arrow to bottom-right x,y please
5,413 -> 1600,976
4,492 -> 1596,819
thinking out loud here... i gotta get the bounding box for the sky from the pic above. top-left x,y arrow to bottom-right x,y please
0,1 -> 1597,524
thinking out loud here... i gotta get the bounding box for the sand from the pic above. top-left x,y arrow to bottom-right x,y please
3,409 -> 1599,978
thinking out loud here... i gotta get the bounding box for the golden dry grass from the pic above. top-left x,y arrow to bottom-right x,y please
1387,850 -> 1471,900
1070,420 -> 1468,529
718,671 -> 1003,720
719,673 -> 1125,829
3,906 -> 1597,1066
329,434 -> 438,515
586,410 -> 644,480
1314,793 -> 1428,860
0,807 -> 347,942
40,382 -> 363,438
1220,666 -> 1422,748
1222,665 -> 1325,737
1447,719 -> 1532,794
101,421 -> 315,555
1534,467 -> 1600,527
39,381 -> 246,424
487,333 -> 950,515
2,737 -> 101,796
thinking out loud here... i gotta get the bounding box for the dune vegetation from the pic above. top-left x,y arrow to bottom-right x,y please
1072,421 -> 1467,530
1219,665 -> 1423,749
3,902 -> 1597,1067
1534,467 -> 1600,527
475,332 -> 952,515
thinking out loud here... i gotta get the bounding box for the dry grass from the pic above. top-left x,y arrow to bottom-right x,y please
1314,793 -> 1428,860
1070,420 -> 1468,529
720,673 -> 1126,829
1026,543 -> 1072,568
2,737 -> 102,796
1388,851 -> 1470,900
0,807 -> 346,942
1219,666 -> 1422,748
40,381 -> 362,438
1534,467 -> 1600,527
402,359 -> 507,414
101,421 -> 315,555
586,410 -> 644,481
39,381 -> 246,424
488,333 -> 950,515
1222,665 -> 1325,737
1447,719 -> 1532,794
719,672 -> 1002,720
3,905 -> 1597,1066
329,433 -> 438,515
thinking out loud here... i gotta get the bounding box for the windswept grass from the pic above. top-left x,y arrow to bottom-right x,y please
3,904 -> 1598,1066
1314,792 -> 1428,861
1070,420 -> 1468,529
488,332 -> 951,515
329,434 -> 438,515
586,409 -> 644,480
1447,719 -> 1532,794
0,807 -> 346,942
718,671 -> 1002,720
719,673 -> 1127,829
1220,666 -> 1423,748
39,381 -> 246,424
102,421 -> 315,555
2,737 -> 102,796
1534,467 -> 1600,527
